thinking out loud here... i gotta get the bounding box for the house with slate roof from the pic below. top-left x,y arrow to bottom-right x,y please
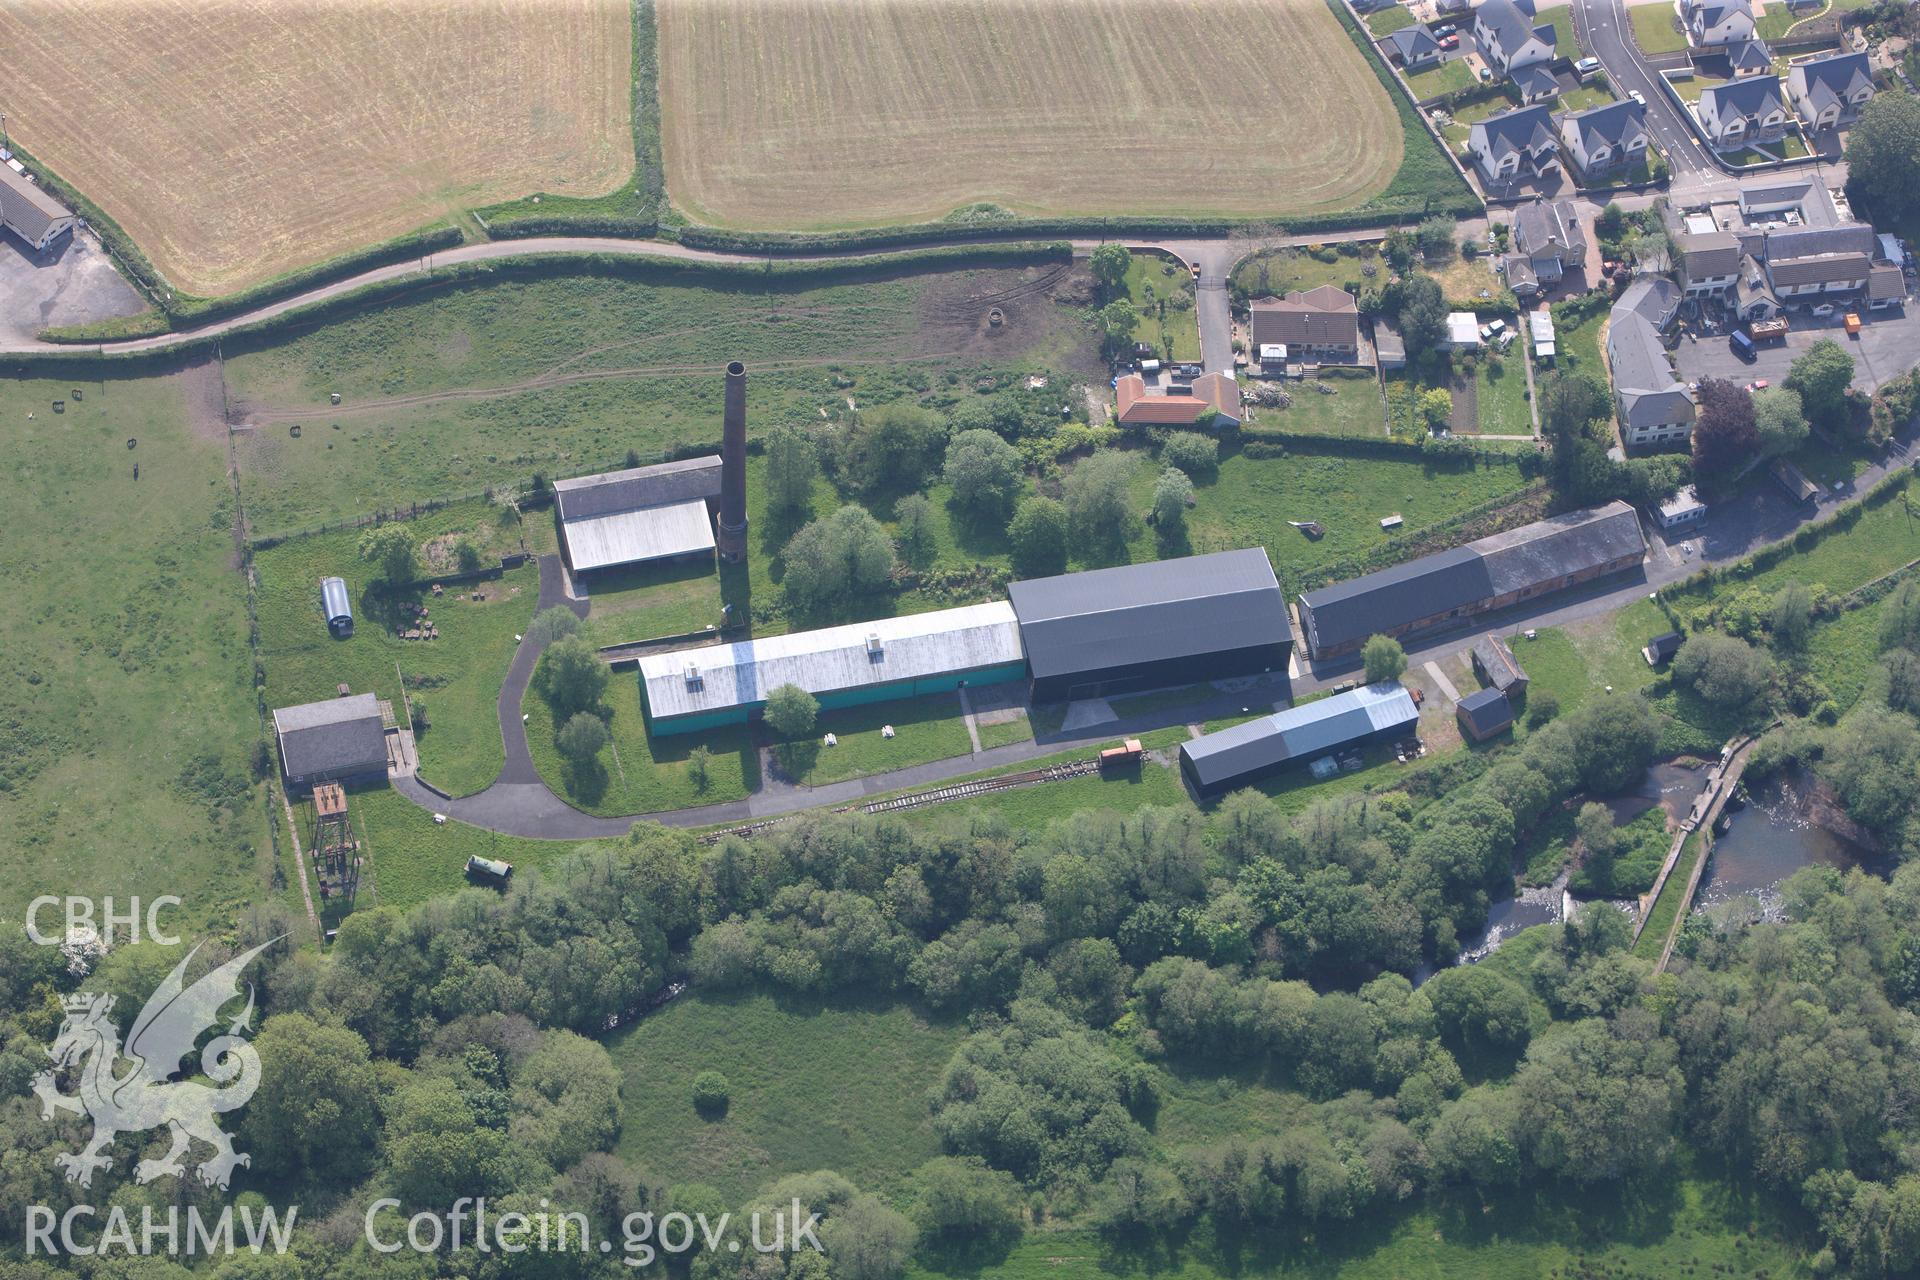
1788,51 -> 1876,131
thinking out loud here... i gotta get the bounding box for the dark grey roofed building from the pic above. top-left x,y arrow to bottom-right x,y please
1008,548 -> 1292,702
1557,99 -> 1649,176
1472,633 -> 1529,694
1513,63 -> 1561,103
1607,308 -> 1695,447
1788,50 -> 1875,129
1643,631 -> 1684,665
1470,104 -> 1558,182
1383,24 -> 1442,65
553,456 -> 723,521
1456,687 -> 1514,741
273,693 -> 388,790
1179,682 -> 1420,796
1298,502 -> 1645,659
1617,277 -> 1681,330
1725,38 -> 1774,73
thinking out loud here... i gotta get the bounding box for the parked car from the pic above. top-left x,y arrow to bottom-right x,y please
1574,56 -> 1603,77
1745,379 -> 1769,392
1432,22 -> 1456,36
1730,330 -> 1757,361
1628,89 -> 1646,105
1439,31 -> 1461,48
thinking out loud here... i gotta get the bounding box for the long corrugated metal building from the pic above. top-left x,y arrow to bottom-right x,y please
554,456 -> 723,574
1179,682 -> 1420,795
1297,501 -> 1645,660
639,602 -> 1027,735
1008,548 -> 1292,703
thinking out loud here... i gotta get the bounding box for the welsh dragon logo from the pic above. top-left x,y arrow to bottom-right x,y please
32,939 -> 278,1190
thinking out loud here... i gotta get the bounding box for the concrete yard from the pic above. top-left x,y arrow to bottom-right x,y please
1673,304 -> 1920,394
0,230 -> 147,344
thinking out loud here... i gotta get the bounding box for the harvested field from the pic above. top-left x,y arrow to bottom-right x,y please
0,0 -> 633,296
657,0 -> 1404,228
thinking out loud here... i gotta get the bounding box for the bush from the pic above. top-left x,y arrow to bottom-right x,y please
1158,431 -> 1219,480
765,683 -> 820,740
692,1070 -> 730,1114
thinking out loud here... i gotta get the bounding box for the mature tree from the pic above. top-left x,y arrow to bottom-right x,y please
1396,275 -> 1449,356
781,505 -> 898,610
1846,90 -> 1920,217
1151,467 -> 1194,536
555,711 -> 610,765
1419,387 -> 1453,433
1384,229 -> 1418,274
765,423 -> 820,520
910,1156 -> 1026,1241
1511,1014 -> 1683,1184
1882,648 -> 1920,715
944,428 -> 1025,518
1097,300 -> 1140,357
1426,965 -> 1534,1061
1772,581 -> 1815,653
1672,632 -> 1773,708
1008,495 -> 1069,577
1362,634 -> 1408,683
824,1195 -> 918,1280
384,1075 -> 511,1207
1064,450 -> 1140,551
1575,801 -> 1621,892
526,605 -> 582,647
1540,370 -> 1613,442
1159,430 -> 1219,480
1416,214 -> 1456,260
764,683 -> 820,741
1692,378 -> 1759,492
1090,243 -> 1132,300
1820,712 -> 1920,836
894,492 -> 934,563
534,634 -> 610,719
241,1014 -> 381,1183
1752,386 -> 1809,459
1787,339 -> 1857,428
840,404 -> 948,494
1626,230 -> 1673,275
358,523 -> 417,586
1594,201 -> 1628,241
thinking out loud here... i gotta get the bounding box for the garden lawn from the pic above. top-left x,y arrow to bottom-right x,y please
1712,486 -> 1920,600
1558,82 -> 1616,113
578,557 -> 726,649
1472,356 -> 1533,436
777,693 -> 976,787
1365,5 -> 1417,35
1125,252 -> 1203,364
328,784 -> 586,911
524,675 -> 759,816
975,713 -> 1035,751
1247,374 -> 1387,437
612,990 -> 964,1202
1538,5 -> 1580,54
1406,59 -> 1478,99
1781,434 -> 1873,489
253,506 -> 539,797
1631,4 -> 1688,52
1231,247 -> 1386,300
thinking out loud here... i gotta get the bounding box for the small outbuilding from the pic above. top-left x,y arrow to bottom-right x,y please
273,693 -> 389,790
466,855 -> 514,884
1471,633 -> 1529,696
1455,687 -> 1514,742
1655,486 -> 1708,529
320,576 -> 354,638
1178,682 -> 1419,796
1643,630 -> 1683,666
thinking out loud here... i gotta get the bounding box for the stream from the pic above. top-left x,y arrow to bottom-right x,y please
1695,767 -> 1883,919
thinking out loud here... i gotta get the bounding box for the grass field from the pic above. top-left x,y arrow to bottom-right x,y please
524,676 -> 758,817
1472,356 -> 1534,436
1246,376 -> 1388,437
655,0 -> 1404,229
1366,5 -> 1419,35
0,374 -> 271,934
222,267 -> 1091,535
612,991 -> 964,1201
252,502 -> 539,797
1231,246 -> 1387,302
0,0 -> 631,296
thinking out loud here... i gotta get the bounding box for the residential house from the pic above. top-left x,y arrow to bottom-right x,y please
1677,230 -> 1741,296
1115,372 -> 1243,428
1383,24 -> 1444,69
1504,197 -> 1586,293
1607,281 -> 1694,449
1869,263 -> 1906,310
1788,51 -> 1876,131
1734,256 -> 1783,321
1248,285 -> 1362,361
1697,76 -> 1788,150
1474,0 -> 1556,75
1469,103 -> 1559,183
1758,223 -> 1876,301
1684,0 -> 1756,47
1557,99 -> 1650,180
1513,64 -> 1563,104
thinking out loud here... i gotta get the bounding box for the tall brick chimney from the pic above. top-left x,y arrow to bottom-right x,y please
716,361 -> 749,562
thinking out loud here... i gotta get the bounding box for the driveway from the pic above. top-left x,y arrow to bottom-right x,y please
0,230 -> 146,344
